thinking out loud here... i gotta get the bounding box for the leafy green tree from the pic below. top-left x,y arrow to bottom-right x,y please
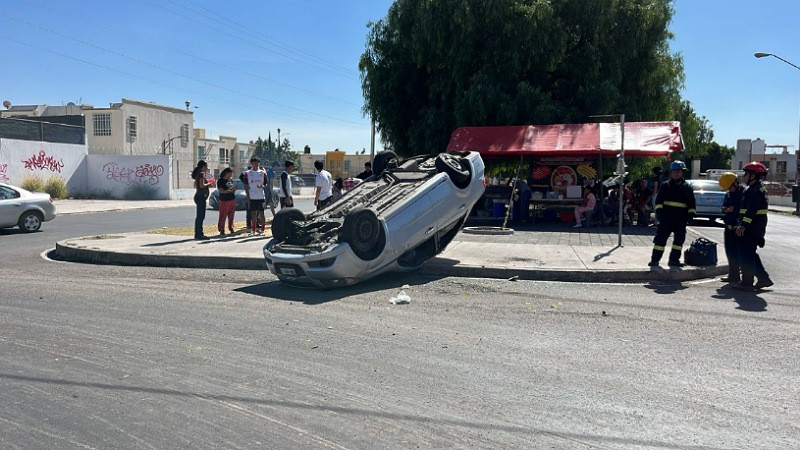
673,99 -> 713,159
252,136 -> 297,166
360,0 -> 684,157
700,142 -> 736,171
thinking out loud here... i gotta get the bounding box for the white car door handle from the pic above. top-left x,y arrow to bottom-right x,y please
12,203 -> 21,206
458,203 -> 465,210
425,226 -> 434,234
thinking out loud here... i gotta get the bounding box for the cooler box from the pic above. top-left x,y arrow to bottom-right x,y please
492,200 -> 506,218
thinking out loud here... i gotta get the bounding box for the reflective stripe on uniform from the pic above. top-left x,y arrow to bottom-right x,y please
663,201 -> 688,208
726,224 -> 735,230
653,245 -> 665,251
739,208 -> 747,214
743,217 -> 753,223
672,244 -> 682,250
757,209 -> 768,215
654,204 -> 663,210
688,209 -> 696,214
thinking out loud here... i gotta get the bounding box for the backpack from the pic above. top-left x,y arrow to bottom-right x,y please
684,238 -> 718,266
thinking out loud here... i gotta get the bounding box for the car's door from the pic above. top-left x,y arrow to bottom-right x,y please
0,186 -> 23,227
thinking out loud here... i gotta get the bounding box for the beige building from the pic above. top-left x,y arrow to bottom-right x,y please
296,149 -> 371,179
1,98 -> 195,188
193,129 -> 254,178
735,138 -> 799,183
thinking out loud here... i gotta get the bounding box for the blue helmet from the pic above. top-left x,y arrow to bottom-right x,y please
669,160 -> 687,171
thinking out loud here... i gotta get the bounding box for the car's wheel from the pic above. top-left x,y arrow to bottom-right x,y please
372,151 -> 398,176
341,207 -> 385,260
271,208 -> 305,242
435,153 -> 471,188
18,211 -> 43,233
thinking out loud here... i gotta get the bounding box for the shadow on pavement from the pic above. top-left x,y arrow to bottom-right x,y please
235,272 -> 446,304
712,286 -> 768,312
141,238 -> 197,246
592,245 -> 621,262
643,281 -> 688,295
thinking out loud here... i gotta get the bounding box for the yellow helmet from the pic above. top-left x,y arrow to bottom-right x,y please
718,172 -> 738,190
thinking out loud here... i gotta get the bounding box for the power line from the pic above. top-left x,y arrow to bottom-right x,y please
0,34 -> 368,131
140,0 -> 357,80
1,13 -> 366,127
20,0 -> 361,107
177,0 -> 357,78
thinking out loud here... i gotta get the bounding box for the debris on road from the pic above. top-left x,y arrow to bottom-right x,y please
390,290 -> 411,305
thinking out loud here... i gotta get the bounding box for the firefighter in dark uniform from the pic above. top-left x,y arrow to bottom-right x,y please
718,172 -> 744,283
735,161 -> 773,290
648,161 -> 696,267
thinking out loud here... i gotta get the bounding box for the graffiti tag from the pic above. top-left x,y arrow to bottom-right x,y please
102,162 -> 165,185
23,150 -> 64,173
0,163 -> 8,183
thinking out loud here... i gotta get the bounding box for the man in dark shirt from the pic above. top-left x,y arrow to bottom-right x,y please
356,162 -> 374,180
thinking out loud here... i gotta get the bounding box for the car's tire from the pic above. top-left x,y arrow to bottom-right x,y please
341,207 -> 385,260
372,151 -> 398,176
271,208 -> 305,242
434,153 -> 471,188
18,211 -> 43,233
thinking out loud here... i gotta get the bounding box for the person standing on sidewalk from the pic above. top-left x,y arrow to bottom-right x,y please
240,165 -> 252,230
648,161 -> 696,268
279,161 -> 295,208
735,162 -> 773,290
243,157 -> 268,236
216,167 -> 236,236
314,160 -> 333,211
649,166 -> 664,225
265,161 -> 279,217
191,160 -> 213,240
719,172 -> 744,283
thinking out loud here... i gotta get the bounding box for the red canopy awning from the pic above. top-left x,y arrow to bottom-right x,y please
446,122 -> 683,158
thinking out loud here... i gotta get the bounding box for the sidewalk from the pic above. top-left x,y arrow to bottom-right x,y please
53,198 -> 731,283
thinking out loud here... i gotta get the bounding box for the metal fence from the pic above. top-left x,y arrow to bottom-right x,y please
0,117 -> 86,145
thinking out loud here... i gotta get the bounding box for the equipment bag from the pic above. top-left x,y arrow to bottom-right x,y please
684,238 -> 718,266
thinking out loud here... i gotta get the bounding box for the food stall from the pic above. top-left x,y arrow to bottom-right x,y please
447,122 -> 683,222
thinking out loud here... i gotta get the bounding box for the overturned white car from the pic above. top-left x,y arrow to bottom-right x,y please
263,151 -> 485,288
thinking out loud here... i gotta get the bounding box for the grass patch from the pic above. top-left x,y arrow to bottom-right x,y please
146,220 -> 274,237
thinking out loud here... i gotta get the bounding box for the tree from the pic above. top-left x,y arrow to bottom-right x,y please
360,0 -> 684,157
673,99 -> 713,159
700,142 -> 736,171
252,136 -> 297,166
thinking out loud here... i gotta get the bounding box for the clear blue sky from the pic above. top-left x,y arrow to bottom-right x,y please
1,0 -> 798,154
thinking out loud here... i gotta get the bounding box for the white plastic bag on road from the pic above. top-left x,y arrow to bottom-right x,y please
389,289 -> 411,305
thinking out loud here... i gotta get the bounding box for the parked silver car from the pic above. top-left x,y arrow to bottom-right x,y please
0,183 -> 57,232
209,179 -> 279,211
263,151 -> 485,288
685,179 -> 724,220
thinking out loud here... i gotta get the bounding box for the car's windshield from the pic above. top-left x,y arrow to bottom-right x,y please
687,180 -> 723,192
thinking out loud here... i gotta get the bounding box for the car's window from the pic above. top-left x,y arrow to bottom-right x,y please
687,180 -> 722,192
233,179 -> 245,190
0,186 -> 20,199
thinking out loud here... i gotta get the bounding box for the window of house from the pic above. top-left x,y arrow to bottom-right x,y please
239,150 -> 245,162
180,124 -> 189,147
93,113 -> 111,136
197,146 -> 205,159
777,161 -> 787,173
127,116 -> 137,142
219,148 -> 229,164
738,161 -> 743,170
344,160 -> 351,173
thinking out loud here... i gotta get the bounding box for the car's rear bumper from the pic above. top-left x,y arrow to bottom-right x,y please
264,241 -> 372,288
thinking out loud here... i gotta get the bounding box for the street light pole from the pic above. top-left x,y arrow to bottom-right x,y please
277,128 -> 281,153
755,51 -> 800,215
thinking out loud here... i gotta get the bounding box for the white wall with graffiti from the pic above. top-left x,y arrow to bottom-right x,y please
1,137 -> 172,199
86,155 -> 171,200
0,138 -> 88,192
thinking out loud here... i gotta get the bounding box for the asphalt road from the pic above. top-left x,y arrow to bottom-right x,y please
1,208 -> 798,448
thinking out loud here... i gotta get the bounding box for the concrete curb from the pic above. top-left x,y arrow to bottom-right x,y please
55,241 -> 265,270
421,261 -> 727,283
56,238 -> 727,283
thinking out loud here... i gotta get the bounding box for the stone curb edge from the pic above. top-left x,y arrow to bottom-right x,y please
56,239 -> 728,283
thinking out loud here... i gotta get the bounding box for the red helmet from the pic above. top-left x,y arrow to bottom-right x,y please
743,161 -> 767,174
